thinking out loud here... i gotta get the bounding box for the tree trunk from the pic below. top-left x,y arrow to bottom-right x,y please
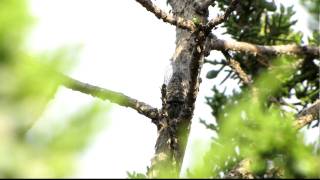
147,0 -> 209,177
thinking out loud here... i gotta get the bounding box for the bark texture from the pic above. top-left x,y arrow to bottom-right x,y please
147,0 -> 209,177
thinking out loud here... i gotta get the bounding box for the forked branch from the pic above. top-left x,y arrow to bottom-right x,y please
206,0 -> 240,31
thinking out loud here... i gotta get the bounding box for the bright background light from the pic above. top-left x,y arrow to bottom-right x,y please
27,0 -> 318,178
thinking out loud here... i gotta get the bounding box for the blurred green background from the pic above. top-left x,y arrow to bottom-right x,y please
0,0 -> 110,177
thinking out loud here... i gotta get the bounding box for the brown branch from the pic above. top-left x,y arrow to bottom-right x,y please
229,59 -> 252,85
222,50 -> 252,86
295,99 -> 320,129
206,0 -> 240,31
224,159 -> 255,179
224,158 -> 284,179
210,39 -> 320,57
135,0 -> 196,31
61,75 -> 160,120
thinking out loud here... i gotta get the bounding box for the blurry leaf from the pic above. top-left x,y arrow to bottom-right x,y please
0,0 -> 110,178
263,1 -> 276,11
206,70 -> 220,79
127,171 -> 147,179
191,55 -> 320,178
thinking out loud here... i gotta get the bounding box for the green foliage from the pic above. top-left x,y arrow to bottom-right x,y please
0,0 -> 110,178
300,0 -> 320,17
300,0 -> 320,30
0,102 -> 110,178
0,0 -> 31,64
208,0 -> 318,111
192,56 -> 320,178
308,31 -> 320,46
206,70 -> 220,79
201,0 -> 320,178
218,0 -> 301,45
127,171 -> 147,179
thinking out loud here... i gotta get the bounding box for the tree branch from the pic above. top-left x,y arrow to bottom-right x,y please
295,99 -> 320,129
224,159 -> 255,179
206,0 -> 240,32
210,39 -> 320,57
61,74 -> 160,120
221,50 -> 252,86
135,0 -> 196,31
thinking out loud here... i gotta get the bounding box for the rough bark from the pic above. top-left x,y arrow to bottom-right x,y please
295,99 -> 320,129
147,0 -> 209,177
